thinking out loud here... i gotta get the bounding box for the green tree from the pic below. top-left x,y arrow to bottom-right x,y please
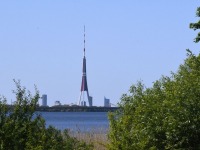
108,50 -> 200,150
108,6 -> 200,149
190,7 -> 200,42
0,80 -> 93,150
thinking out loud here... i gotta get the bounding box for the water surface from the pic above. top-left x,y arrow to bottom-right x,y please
39,112 -> 109,133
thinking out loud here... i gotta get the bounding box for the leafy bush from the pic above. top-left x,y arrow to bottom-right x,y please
0,80 -> 93,150
108,50 -> 200,150
190,7 -> 200,43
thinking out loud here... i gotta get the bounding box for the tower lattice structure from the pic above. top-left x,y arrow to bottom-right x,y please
78,27 -> 92,106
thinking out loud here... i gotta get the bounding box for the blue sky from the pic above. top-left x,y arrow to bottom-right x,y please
0,1 -> 199,106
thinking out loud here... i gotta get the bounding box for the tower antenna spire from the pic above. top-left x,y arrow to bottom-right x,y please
78,26 -> 93,107
84,25 -> 86,56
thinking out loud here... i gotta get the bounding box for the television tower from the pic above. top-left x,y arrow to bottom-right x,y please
78,26 -> 92,106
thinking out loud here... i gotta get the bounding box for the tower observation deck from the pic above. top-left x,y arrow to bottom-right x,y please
78,27 -> 92,106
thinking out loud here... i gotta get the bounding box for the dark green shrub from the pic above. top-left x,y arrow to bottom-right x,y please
108,51 -> 200,150
0,80 -> 93,150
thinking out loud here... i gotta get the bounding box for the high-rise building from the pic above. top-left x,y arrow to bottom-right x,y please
81,101 -> 86,106
42,94 -> 47,106
78,27 -> 92,106
89,96 -> 93,107
104,97 -> 110,107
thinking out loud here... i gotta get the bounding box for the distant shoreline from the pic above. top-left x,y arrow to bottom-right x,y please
36,106 -> 119,112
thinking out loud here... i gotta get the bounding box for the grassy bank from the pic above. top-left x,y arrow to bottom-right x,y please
70,130 -> 108,150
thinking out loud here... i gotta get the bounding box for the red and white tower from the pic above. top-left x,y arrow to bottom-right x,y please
78,27 -> 92,106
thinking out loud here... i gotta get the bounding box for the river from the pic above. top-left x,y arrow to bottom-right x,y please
39,112 -> 109,133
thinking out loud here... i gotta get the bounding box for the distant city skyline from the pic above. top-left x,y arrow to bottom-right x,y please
0,1 -> 199,106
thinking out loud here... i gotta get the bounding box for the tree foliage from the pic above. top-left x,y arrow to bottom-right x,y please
108,50 -> 200,150
190,7 -> 200,42
0,80 -> 93,150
